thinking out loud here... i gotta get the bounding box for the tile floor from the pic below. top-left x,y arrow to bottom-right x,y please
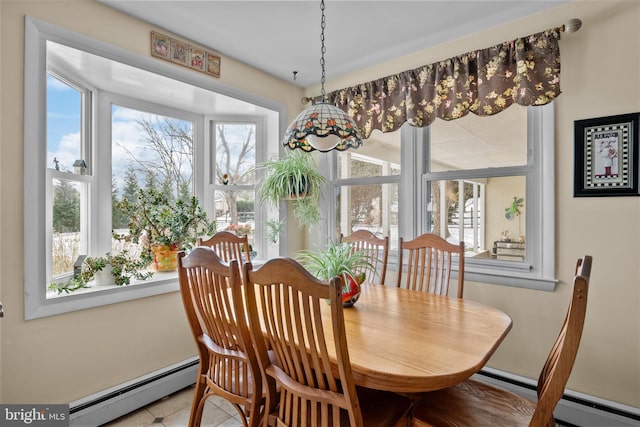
100,384 -> 574,427
101,385 -> 243,427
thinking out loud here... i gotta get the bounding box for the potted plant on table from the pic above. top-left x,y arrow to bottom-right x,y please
296,240 -> 375,307
115,188 -> 216,271
257,150 -> 327,228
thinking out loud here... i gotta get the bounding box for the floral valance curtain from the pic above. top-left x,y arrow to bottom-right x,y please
321,27 -> 562,139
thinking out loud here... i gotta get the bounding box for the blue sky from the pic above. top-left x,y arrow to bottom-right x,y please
47,74 -> 81,171
47,73 -> 256,194
47,74 -> 193,193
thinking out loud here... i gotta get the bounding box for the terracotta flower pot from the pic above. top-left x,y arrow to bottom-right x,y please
150,244 -> 179,272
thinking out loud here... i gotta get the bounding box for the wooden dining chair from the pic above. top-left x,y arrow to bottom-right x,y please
197,230 -> 251,263
411,255 -> 593,427
177,247 -> 266,427
242,257 -> 413,427
339,230 -> 390,284
397,233 -> 465,298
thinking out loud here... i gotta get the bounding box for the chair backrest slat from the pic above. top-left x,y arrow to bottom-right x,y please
243,257 -> 364,427
178,247 -> 265,426
531,255 -> 592,426
197,230 -> 250,263
397,233 -> 465,298
340,230 -> 390,285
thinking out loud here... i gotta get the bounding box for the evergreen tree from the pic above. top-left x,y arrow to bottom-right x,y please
53,179 -> 80,233
144,170 -> 159,192
178,181 -> 191,204
111,177 -> 129,229
121,165 -> 140,203
161,178 -> 175,203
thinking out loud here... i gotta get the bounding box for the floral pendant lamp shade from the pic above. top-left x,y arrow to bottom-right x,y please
283,102 -> 363,152
282,0 -> 363,152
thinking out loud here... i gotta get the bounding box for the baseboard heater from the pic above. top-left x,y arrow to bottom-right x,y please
68,359 -> 639,427
69,357 -> 199,427
475,367 -> 640,427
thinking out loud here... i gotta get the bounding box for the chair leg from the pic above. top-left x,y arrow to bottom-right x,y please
188,376 -> 207,427
246,400 -> 264,427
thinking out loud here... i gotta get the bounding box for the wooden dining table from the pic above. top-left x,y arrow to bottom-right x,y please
321,283 -> 512,393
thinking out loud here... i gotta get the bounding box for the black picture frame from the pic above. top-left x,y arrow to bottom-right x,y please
574,112 -> 640,197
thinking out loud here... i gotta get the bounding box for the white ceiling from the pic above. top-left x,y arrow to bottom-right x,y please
97,0 -> 570,88
50,1 -> 564,169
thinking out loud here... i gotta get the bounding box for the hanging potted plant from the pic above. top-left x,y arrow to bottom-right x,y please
257,151 -> 327,227
115,188 -> 216,271
296,240 -> 375,307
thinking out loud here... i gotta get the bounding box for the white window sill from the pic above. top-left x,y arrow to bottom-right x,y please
464,270 -> 558,291
29,272 -> 180,320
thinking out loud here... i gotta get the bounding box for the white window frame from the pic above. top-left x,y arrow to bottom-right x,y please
98,93 -> 205,253
24,17 -> 287,319
206,116 -> 279,261
320,155 -> 401,236
322,104 -> 556,291
45,69 -> 93,285
421,104 -> 556,290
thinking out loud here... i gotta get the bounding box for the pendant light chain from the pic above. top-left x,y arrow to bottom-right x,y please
281,0 -> 363,152
319,0 -> 327,101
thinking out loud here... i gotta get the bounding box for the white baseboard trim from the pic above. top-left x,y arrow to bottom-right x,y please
69,357 -> 199,427
66,361 -> 640,427
476,367 -> 640,427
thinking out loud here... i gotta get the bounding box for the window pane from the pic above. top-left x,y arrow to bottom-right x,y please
47,72 -> 81,172
338,152 -> 400,178
51,178 -> 83,277
215,123 -> 256,185
111,105 -> 194,251
426,176 -> 526,261
214,189 -> 256,244
429,105 -> 527,171
335,183 -> 399,250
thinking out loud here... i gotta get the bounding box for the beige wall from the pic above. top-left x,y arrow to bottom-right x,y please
1,0 -> 639,410
0,0 -> 302,404
486,177 -> 527,246
318,0 -> 640,407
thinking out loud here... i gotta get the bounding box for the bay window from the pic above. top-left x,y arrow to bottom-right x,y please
24,18 -> 282,319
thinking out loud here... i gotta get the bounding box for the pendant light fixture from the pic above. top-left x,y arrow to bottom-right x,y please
282,0 -> 363,152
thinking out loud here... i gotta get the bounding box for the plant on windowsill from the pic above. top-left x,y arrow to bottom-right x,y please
226,222 -> 253,236
296,240 -> 375,307
114,188 -> 217,271
257,150 -> 327,227
48,250 -> 153,294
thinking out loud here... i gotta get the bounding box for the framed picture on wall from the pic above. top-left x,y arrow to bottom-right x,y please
189,47 -> 206,71
574,112 -> 640,196
170,39 -> 189,66
206,52 -> 221,77
150,31 -> 170,59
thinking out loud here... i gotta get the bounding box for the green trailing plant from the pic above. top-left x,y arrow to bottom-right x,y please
48,250 -> 154,294
257,151 -> 327,228
114,188 -> 216,264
